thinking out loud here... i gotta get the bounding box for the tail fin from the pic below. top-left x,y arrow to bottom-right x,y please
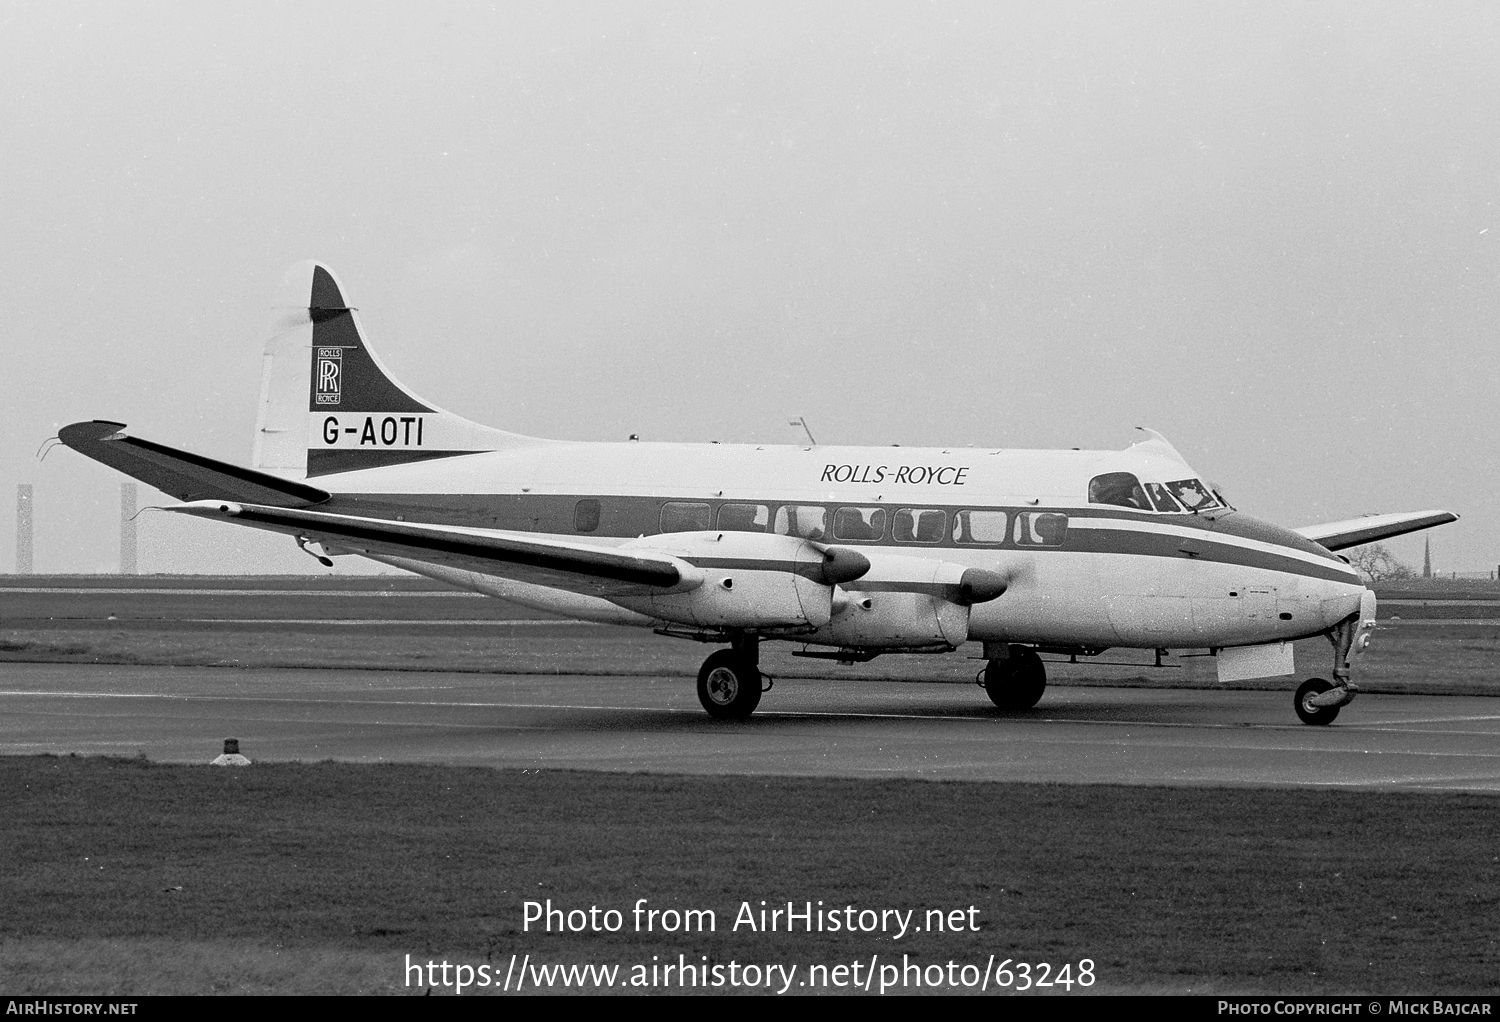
253,261 -> 538,479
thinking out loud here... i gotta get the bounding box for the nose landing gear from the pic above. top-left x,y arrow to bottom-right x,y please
1293,614 -> 1362,726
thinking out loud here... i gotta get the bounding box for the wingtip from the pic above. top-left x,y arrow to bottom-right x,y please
58,420 -> 129,446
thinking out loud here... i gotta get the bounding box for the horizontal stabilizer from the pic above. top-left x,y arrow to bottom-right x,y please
166,500 -> 687,593
59,421 -> 330,506
1294,510 -> 1459,552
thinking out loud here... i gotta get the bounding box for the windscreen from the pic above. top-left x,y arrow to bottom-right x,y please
1143,483 -> 1182,513
1162,478 -> 1222,512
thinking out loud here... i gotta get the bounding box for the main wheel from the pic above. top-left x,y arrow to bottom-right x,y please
1294,677 -> 1340,726
696,650 -> 762,720
983,648 -> 1047,710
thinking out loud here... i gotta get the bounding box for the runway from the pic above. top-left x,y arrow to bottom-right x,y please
2,662 -> 1498,791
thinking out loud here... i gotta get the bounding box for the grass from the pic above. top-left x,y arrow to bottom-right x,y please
2,755 -> 1497,995
4,581 -> 1497,995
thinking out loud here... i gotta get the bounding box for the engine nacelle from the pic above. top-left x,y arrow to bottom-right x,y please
611,531 -> 861,630
801,553 -> 1002,649
817,589 -> 969,649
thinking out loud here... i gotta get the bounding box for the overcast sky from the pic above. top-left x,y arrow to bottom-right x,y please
3,1 -> 1496,574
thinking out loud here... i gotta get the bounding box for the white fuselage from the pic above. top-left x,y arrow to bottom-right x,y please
308,432 -> 1366,652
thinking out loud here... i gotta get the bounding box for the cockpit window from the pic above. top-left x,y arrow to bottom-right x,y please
1088,472 -> 1151,511
1143,482 -> 1183,513
1163,478 -> 1222,512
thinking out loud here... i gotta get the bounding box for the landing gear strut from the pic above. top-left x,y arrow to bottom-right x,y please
696,636 -> 762,720
982,645 -> 1047,710
1293,614 -> 1361,726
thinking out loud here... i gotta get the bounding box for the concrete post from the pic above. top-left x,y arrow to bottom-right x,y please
15,484 -> 33,574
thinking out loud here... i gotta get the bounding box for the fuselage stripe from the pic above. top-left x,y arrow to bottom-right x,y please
317,492 -> 1358,585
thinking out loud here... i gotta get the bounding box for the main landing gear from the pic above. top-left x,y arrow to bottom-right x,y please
981,645 -> 1047,711
696,637 -> 766,720
1293,614 -> 1362,726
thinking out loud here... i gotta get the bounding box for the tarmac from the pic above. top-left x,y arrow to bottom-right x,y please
3,661 -> 1498,791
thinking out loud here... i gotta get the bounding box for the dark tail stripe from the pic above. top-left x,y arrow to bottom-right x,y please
307,448 -> 482,478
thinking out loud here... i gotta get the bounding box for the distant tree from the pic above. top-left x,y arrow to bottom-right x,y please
1347,543 -> 1416,584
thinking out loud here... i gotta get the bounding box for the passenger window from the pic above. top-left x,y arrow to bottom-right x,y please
833,506 -> 887,542
1088,472 -> 1151,510
894,508 -> 946,544
659,501 -> 711,533
1014,512 -> 1067,547
954,509 -> 1008,544
1163,478 -> 1222,512
774,505 -> 828,540
717,503 -> 770,532
573,499 -> 601,533
1144,483 -> 1183,513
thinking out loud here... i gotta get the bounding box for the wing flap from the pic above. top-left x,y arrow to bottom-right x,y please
1294,510 -> 1458,552
167,500 -> 685,595
59,421 -> 330,507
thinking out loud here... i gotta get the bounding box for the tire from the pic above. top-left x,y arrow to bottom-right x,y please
984,648 -> 1047,710
696,650 -> 762,720
1294,678 -> 1341,726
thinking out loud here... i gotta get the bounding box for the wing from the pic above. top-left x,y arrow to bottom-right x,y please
166,500 -> 690,598
1294,510 -> 1459,552
58,421 -> 329,507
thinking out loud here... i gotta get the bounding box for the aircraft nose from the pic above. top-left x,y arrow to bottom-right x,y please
1209,510 -> 1363,584
1353,589 -> 1378,653
1319,584 -> 1366,628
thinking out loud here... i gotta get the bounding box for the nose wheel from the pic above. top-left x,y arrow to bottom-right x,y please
1294,678 -> 1343,726
1293,613 -> 1364,725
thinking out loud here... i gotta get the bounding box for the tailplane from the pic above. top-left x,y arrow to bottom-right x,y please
253,261 -> 538,479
